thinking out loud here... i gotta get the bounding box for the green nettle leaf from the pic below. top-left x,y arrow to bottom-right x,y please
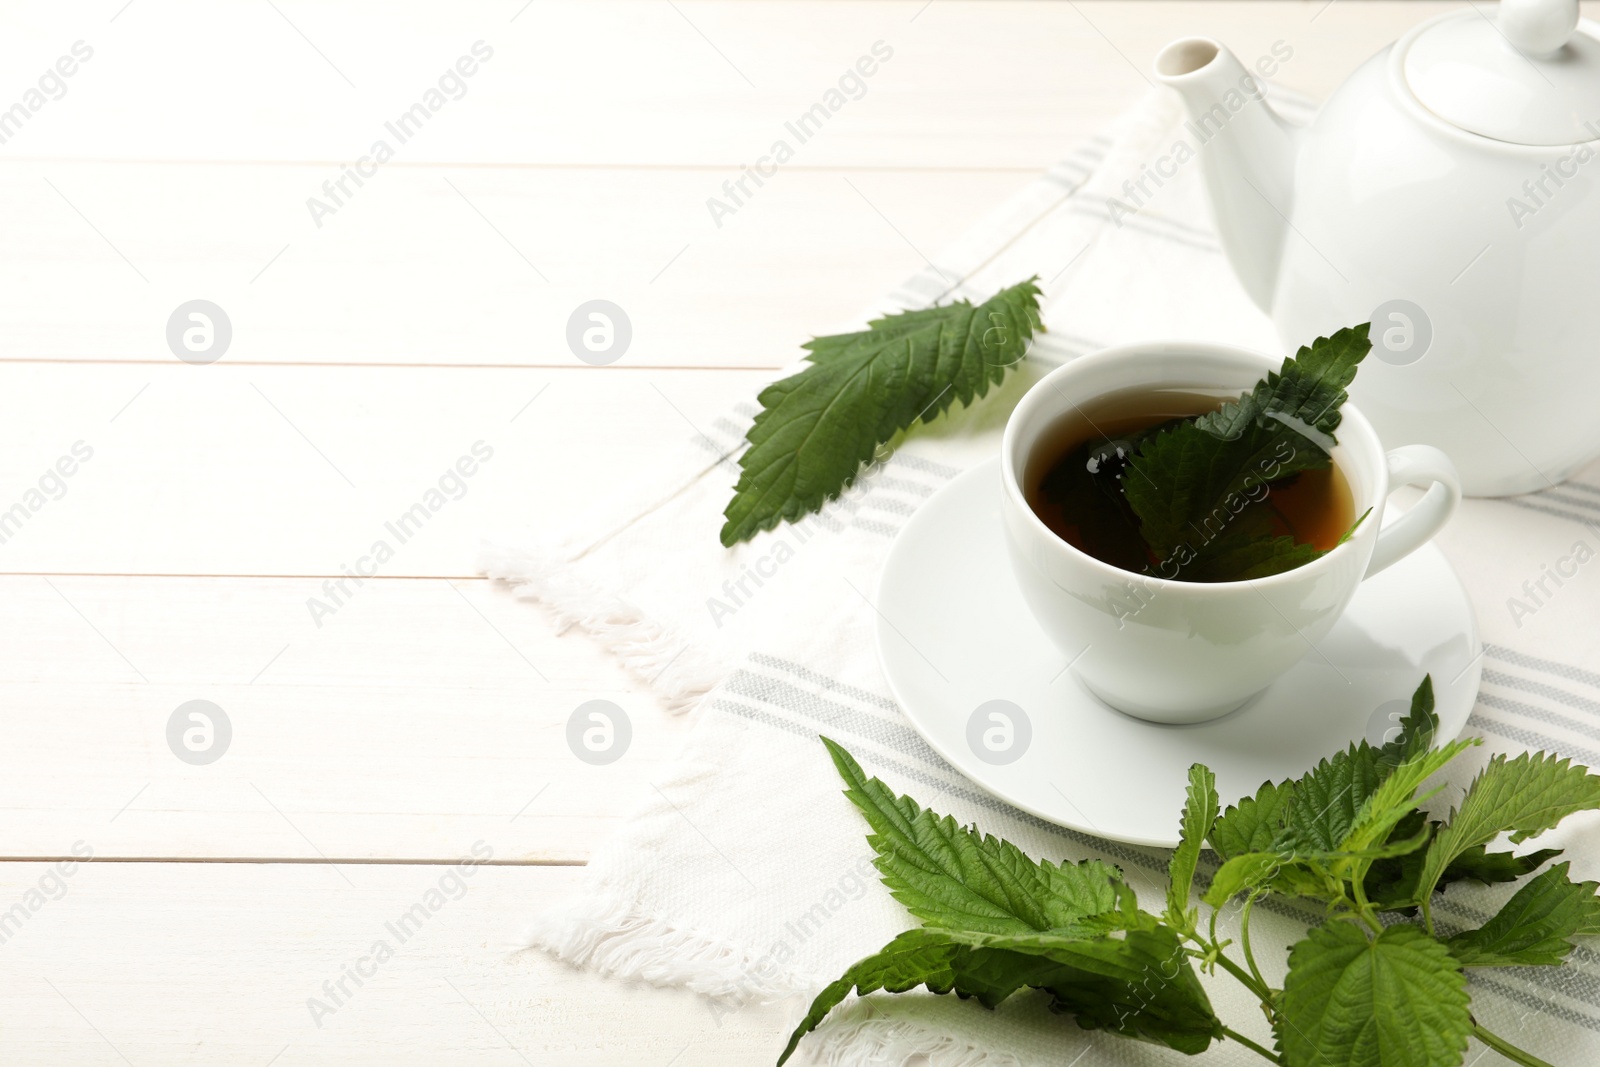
1202,852 -> 1287,908
1275,677 -> 1451,855
1122,324 -> 1371,571
1177,531 -> 1328,582
1441,843 -> 1565,887
1357,681 -> 1559,909
1414,751 -> 1600,906
1276,744 -> 1388,853
1364,822 -> 1560,912
1202,827 -> 1432,909
1167,764 -> 1219,929
1000,926 -> 1221,1052
1338,737 -> 1480,858
1278,923 -> 1472,1067
721,279 -> 1044,546
821,738 -> 1119,934
1376,675 -> 1440,772
1316,735 -> 1475,907
777,925 -> 1221,1065
1361,810 -> 1430,908
1204,680 -> 1453,905
1198,680 -> 1464,907
1210,778 -> 1294,860
776,928 -> 1002,1066
1447,862 -> 1600,968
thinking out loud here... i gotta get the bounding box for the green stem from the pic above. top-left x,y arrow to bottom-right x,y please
1328,887 -> 1384,935
1471,1022 -> 1557,1067
1351,864 -> 1373,913
1240,895 -> 1269,996
1222,1026 -> 1283,1065
1213,950 -> 1275,1005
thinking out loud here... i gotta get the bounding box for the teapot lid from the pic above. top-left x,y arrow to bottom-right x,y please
1403,0 -> 1600,145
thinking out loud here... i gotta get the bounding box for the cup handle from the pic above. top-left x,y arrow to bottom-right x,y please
1364,445 -> 1462,579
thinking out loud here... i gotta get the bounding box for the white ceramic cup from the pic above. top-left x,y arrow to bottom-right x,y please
1000,341 -> 1461,724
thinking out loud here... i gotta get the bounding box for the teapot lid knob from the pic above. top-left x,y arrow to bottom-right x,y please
1499,0 -> 1580,56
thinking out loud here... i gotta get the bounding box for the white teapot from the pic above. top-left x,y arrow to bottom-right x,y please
1156,0 -> 1600,495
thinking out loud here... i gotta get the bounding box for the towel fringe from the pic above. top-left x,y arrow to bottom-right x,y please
529,893 -> 1018,1067
525,889 -> 808,1002
477,539 -> 724,712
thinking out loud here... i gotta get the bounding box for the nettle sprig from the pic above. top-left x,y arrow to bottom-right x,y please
782,677 -> 1600,1067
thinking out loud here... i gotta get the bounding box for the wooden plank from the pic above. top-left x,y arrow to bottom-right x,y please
0,861 -> 797,1064
0,163 -> 1029,366
0,573 -> 703,862
0,362 -> 756,576
0,1 -> 1462,169
1,2 -> 1516,369
0,365 -> 747,862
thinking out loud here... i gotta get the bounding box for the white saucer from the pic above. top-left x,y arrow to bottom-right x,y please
875,459 -> 1481,848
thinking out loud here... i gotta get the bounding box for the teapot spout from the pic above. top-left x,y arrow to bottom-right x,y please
1155,39 -> 1299,313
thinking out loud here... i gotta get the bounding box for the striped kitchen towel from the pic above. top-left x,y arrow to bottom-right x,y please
482,86 -> 1600,1066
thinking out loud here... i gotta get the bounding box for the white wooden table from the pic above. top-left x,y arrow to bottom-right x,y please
0,2 -> 1522,1062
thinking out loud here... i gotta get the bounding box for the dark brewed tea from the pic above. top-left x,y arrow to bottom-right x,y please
1024,386 -> 1355,581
